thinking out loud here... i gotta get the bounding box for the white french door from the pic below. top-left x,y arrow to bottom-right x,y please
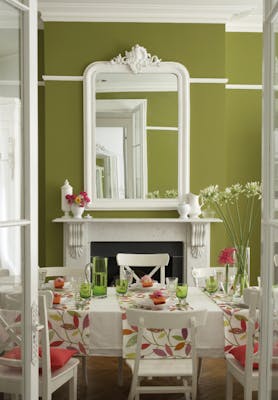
261,0 -> 278,398
0,0 -> 38,399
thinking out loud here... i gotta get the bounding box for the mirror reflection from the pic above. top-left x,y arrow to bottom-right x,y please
95,73 -> 178,200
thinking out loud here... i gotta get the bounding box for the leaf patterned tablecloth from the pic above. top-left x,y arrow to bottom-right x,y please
210,294 -> 259,354
118,292 -> 193,360
47,294 -> 90,355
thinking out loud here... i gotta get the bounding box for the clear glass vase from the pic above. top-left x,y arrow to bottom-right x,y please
233,246 -> 250,298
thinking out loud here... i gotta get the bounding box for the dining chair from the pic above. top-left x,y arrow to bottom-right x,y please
0,294 -> 79,399
39,266 -> 86,281
39,267 -> 89,386
192,266 -> 237,288
116,253 -> 170,284
125,308 -> 207,400
225,287 -> 278,400
191,267 -> 217,288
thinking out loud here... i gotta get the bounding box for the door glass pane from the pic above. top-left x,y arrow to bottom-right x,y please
0,0 -> 23,221
0,1 -> 24,396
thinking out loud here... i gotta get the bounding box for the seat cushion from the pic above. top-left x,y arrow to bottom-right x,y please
2,346 -> 77,371
229,343 -> 259,369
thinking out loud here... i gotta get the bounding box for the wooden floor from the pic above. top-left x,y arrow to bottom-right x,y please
52,357 -> 259,400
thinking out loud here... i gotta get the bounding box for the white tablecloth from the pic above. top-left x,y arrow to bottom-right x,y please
88,287 -> 225,358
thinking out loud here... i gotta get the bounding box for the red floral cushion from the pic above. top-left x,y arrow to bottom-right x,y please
229,343 -> 259,369
2,346 -> 77,371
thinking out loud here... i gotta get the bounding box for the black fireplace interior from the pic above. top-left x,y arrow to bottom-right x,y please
90,241 -> 184,285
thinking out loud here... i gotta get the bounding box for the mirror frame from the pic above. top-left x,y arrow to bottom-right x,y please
83,45 -> 190,210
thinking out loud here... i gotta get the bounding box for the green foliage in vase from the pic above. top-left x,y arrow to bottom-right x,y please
200,182 -> 262,295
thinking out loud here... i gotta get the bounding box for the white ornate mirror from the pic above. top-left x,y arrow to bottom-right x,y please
83,45 -> 190,210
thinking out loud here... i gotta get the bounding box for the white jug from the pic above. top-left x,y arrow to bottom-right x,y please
185,193 -> 201,218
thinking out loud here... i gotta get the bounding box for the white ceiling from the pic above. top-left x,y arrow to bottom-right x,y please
38,0 -> 263,32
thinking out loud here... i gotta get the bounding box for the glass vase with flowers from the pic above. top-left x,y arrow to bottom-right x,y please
66,191 -> 90,218
200,182 -> 261,297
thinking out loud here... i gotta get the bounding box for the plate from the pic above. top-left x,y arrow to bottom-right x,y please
130,282 -> 161,292
132,296 -> 169,310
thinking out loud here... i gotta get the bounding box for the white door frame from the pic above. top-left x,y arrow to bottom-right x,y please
0,0 -> 38,398
260,0 -> 278,397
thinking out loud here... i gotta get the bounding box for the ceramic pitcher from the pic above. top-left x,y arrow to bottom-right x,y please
186,193 -> 201,218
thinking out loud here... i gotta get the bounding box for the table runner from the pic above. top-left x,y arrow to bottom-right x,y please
209,293 -> 259,353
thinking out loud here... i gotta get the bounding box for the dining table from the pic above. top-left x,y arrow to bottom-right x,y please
46,285 -> 257,360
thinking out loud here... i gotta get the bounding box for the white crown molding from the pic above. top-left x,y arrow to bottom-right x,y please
225,84 -> 262,90
42,74 -> 228,92
38,0 -> 262,31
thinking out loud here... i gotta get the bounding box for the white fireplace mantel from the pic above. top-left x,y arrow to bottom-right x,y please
53,217 -> 221,286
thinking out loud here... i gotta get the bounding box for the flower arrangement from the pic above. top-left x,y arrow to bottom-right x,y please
218,247 -> 236,294
200,182 -> 261,295
65,191 -> 90,208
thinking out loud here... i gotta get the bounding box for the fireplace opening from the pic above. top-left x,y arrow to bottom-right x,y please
90,241 -> 184,285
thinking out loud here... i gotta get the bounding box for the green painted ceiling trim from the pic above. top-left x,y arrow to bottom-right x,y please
225,32 -> 262,85
44,22 -> 225,78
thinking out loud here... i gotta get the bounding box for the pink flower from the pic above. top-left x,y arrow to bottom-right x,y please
65,192 -> 90,207
218,247 -> 236,265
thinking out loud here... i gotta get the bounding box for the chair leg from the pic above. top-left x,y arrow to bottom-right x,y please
226,370 -> 233,400
243,385 -> 252,400
117,356 -> 123,386
128,376 -> 138,400
82,356 -> 88,386
69,367 -> 78,400
197,357 -> 203,382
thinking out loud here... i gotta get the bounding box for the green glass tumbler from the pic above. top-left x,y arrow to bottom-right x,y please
115,278 -> 128,296
176,283 -> 188,305
205,276 -> 218,294
92,256 -> 108,298
79,282 -> 91,299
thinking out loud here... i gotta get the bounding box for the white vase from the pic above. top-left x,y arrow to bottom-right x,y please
71,204 -> 85,219
177,203 -> 190,219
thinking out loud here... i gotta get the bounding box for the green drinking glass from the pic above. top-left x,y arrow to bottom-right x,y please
115,278 -> 128,296
176,283 -> 188,305
79,282 -> 91,299
205,276 -> 219,294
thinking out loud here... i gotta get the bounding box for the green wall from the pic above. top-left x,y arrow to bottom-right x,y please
39,23 -> 262,282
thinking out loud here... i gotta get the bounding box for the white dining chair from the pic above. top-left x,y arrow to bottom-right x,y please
39,267 -> 89,385
192,266 -> 237,288
0,294 -> 79,400
116,253 -> 170,284
125,308 -> 207,400
225,287 -> 278,400
191,267 -> 217,288
39,266 -> 86,281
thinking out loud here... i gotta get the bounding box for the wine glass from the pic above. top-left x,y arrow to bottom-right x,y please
176,283 -> 188,306
166,277 -> 178,301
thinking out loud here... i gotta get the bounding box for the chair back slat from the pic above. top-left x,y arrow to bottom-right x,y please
116,253 -> 169,284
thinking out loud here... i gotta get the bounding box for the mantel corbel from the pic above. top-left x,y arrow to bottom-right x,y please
189,221 -> 207,258
68,222 -> 85,259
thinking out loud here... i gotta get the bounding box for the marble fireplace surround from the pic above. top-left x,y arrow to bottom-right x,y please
53,218 -> 220,286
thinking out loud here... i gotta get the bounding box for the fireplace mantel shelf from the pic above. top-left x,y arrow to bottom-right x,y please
53,217 -> 222,223
53,217 -> 221,264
